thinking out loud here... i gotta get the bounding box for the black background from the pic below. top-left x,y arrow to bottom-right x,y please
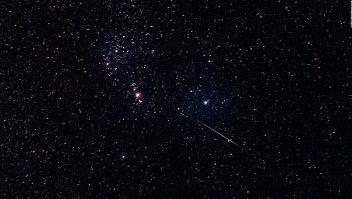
1,0 -> 351,198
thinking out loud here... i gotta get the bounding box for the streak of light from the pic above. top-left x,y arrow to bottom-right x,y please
198,121 -> 240,147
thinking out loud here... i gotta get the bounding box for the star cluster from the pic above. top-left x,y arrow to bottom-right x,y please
1,0 -> 351,198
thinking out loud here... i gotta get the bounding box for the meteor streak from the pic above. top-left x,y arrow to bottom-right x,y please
198,121 -> 240,147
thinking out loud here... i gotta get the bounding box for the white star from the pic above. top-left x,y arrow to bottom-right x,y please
135,92 -> 143,103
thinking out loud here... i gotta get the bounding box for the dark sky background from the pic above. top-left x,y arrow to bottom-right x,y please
1,0 -> 351,198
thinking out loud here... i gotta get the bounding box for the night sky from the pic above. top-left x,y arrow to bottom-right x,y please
1,0 -> 352,198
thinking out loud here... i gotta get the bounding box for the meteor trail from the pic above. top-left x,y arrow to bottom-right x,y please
198,121 -> 240,147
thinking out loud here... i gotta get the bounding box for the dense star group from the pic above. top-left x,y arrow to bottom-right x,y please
1,0 -> 351,198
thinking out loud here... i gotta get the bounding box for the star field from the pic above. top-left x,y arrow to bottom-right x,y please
1,0 -> 352,198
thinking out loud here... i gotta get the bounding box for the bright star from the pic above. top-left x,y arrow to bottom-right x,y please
135,92 -> 143,103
